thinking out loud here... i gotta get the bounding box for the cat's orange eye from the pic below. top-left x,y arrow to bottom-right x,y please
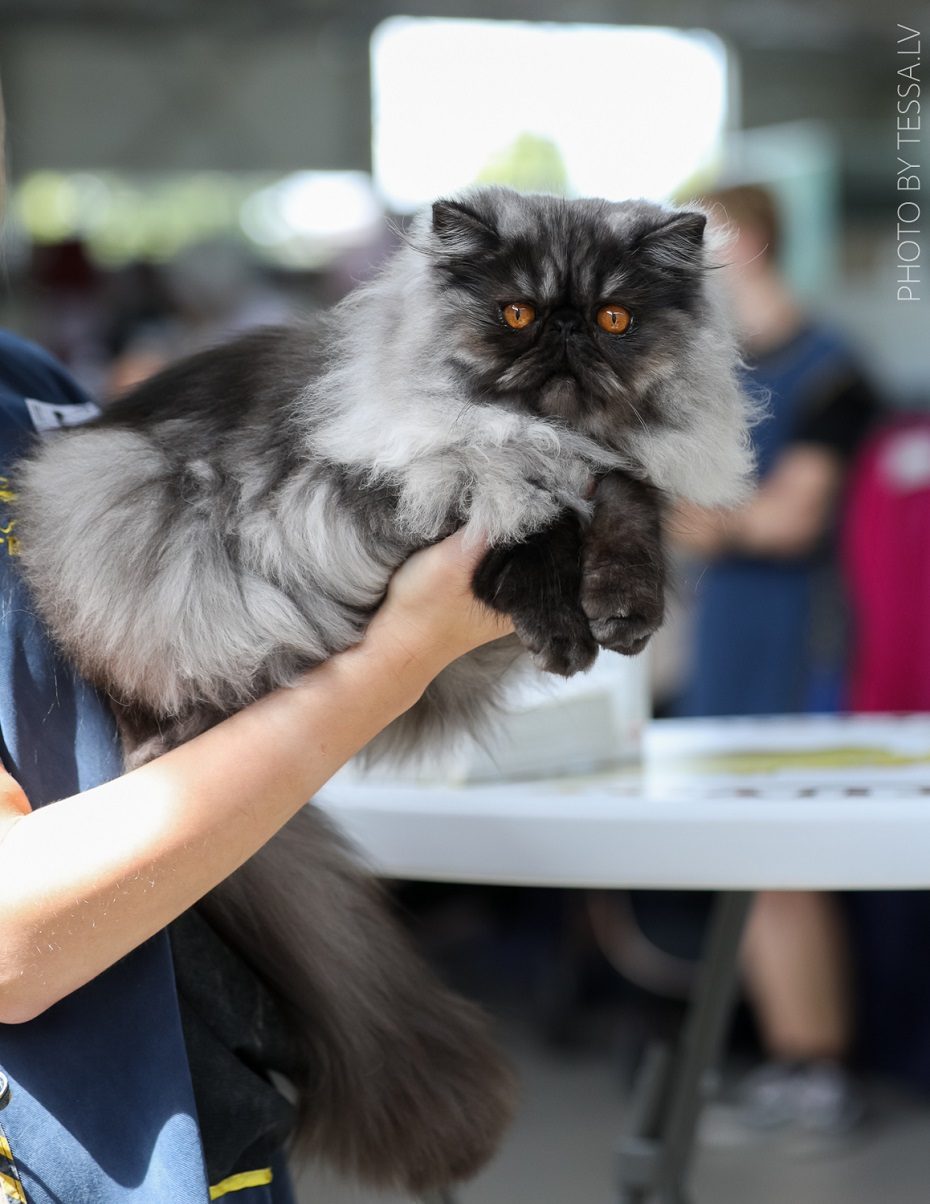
596,304 -> 632,335
502,302 -> 536,330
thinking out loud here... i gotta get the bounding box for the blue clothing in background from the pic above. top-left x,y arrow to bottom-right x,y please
0,332 -> 292,1203
677,324 -> 877,718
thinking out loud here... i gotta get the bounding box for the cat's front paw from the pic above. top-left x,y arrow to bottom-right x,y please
580,559 -> 664,657
472,510 -> 597,678
514,607 -> 598,677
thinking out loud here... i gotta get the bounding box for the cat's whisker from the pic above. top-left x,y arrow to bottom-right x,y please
626,396 -> 651,436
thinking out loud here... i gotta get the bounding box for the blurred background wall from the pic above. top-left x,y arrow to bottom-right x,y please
0,0 -> 925,401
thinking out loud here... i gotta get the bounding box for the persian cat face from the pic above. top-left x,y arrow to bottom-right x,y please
423,187 -> 719,451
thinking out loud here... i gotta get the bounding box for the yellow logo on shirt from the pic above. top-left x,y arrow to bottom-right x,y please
0,478 -> 18,557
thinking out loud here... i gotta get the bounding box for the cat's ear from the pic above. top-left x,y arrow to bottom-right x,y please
634,210 -> 707,273
431,199 -> 500,256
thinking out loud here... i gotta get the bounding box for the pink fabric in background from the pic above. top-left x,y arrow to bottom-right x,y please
844,417 -> 930,712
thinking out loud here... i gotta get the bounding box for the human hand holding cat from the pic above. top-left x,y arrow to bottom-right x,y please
0,762 -> 31,820
358,528 -> 515,686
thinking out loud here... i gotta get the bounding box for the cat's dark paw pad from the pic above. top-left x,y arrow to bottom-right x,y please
516,612 -> 598,677
581,562 -> 664,656
587,615 -> 655,657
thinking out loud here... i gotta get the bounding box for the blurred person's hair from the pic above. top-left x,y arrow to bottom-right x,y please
701,183 -> 782,264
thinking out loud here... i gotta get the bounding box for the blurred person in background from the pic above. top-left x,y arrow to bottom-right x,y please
101,242 -> 297,402
669,184 -> 881,1137
25,239 -> 109,395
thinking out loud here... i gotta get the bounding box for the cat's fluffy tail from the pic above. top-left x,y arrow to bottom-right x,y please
198,803 -> 516,1194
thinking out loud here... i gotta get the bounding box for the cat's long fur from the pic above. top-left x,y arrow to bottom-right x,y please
14,188 -> 754,1192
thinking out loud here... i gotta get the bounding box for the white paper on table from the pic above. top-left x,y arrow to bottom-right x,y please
350,647 -> 650,785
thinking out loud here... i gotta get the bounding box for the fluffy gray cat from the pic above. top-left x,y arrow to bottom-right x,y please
14,187 -> 753,1194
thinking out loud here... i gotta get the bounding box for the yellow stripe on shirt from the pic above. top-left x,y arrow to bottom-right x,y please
209,1167 -> 273,1199
0,1169 -> 26,1203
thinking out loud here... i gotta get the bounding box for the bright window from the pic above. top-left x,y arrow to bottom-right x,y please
372,18 -> 730,211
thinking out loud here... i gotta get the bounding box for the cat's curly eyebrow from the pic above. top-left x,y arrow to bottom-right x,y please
598,267 -> 637,298
537,255 -> 562,300
509,264 -> 541,297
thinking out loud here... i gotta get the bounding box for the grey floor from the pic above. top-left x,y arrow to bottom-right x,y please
290,1031 -> 930,1204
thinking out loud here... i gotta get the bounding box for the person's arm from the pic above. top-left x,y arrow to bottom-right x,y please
672,366 -> 881,562
0,530 -> 512,1025
670,444 -> 843,560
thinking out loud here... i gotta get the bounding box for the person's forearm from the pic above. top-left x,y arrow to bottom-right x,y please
733,483 -> 834,558
671,447 -> 842,562
0,638 -> 431,1024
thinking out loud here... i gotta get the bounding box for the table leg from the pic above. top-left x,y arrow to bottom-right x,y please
615,891 -> 754,1203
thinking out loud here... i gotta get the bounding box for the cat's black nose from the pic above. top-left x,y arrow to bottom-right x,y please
549,308 -> 580,336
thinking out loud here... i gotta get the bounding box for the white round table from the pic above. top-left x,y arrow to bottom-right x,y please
321,714 -> 930,1204
322,714 -> 930,891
